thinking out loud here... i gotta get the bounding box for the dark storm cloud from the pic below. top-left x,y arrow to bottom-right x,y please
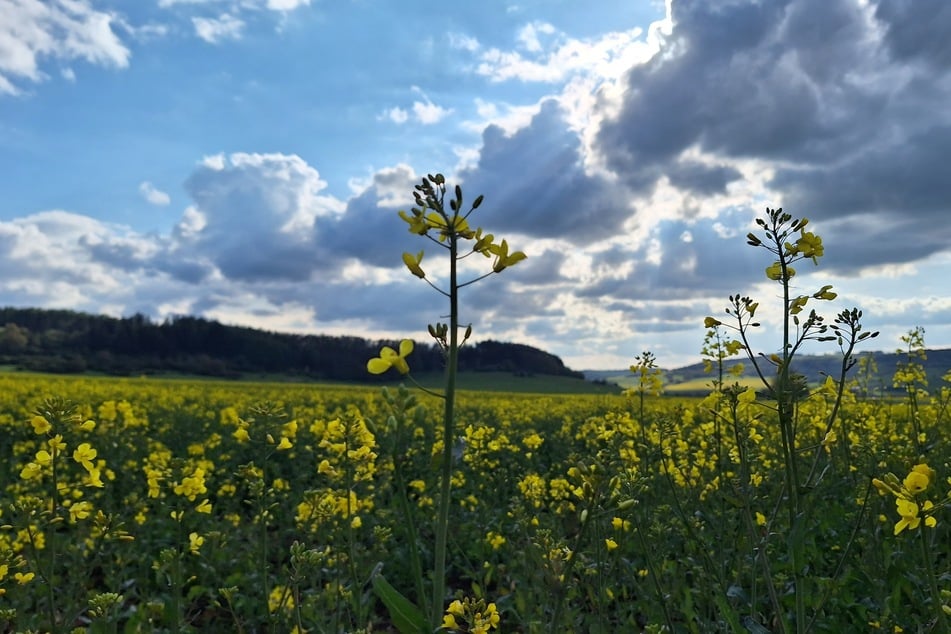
459,100 -> 633,244
666,160 -> 742,196
508,249 -> 569,285
318,186 -> 419,268
773,126 -> 951,219
598,0 -> 881,179
875,0 -> 951,68
594,0 -> 951,275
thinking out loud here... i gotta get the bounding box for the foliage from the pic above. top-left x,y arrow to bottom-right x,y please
0,308 -> 582,381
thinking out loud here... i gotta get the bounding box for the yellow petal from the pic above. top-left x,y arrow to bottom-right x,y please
399,339 -> 414,357
367,358 -> 392,374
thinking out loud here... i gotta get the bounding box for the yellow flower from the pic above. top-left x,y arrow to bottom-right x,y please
442,614 -> 459,630
14,571 -> 34,584
367,339 -> 414,375
233,427 -> 250,442
402,250 -> 426,278
48,434 -> 67,452
73,442 -> 98,472
755,512 -> 767,527
605,538 -> 618,551
488,238 -> 526,273
793,230 -> 824,261
904,463 -> 935,494
813,284 -> 837,301
174,468 -> 208,501
894,498 -> 937,535
188,532 -> 204,555
85,468 -> 105,488
766,261 -> 795,280
704,316 -> 722,328
276,436 -> 293,450
30,415 -> 51,435
486,531 -> 506,550
20,462 -> 43,480
195,499 -> 212,514
398,209 -> 429,234
447,599 -> 465,617
69,500 -> 93,522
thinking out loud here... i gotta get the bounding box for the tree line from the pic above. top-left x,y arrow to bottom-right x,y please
0,307 -> 584,381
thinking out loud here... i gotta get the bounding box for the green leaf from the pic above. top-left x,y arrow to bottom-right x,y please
371,568 -> 429,634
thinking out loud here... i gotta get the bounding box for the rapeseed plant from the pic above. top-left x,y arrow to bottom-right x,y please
874,462 -> 949,631
366,173 -> 524,630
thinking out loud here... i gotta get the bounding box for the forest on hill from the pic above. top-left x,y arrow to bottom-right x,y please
0,307 -> 584,381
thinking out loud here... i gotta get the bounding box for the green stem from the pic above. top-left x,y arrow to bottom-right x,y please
431,232 -> 459,628
345,422 -> 362,624
548,504 -> 593,631
630,506 -> 676,632
393,461 -> 428,616
259,463 -> 271,631
778,245 -> 805,634
919,523 -> 950,633
48,447 -> 62,634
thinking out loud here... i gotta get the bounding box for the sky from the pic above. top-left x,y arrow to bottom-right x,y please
1,0 -> 950,371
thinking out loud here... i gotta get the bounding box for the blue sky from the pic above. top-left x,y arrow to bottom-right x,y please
2,0 -> 950,371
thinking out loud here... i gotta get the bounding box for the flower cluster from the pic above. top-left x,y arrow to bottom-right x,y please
442,597 -> 501,634
873,463 -> 947,535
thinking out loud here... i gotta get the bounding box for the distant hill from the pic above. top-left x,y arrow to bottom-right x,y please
0,307 -> 585,382
585,349 -> 951,395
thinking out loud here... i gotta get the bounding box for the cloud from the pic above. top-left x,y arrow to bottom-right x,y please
458,99 -> 633,244
592,0 -> 951,277
160,0 -> 310,9
471,21 -> 659,83
412,98 -> 452,125
381,87 -> 453,126
448,32 -> 480,52
380,107 -> 409,124
139,182 -> 171,206
516,21 -> 556,53
265,0 -> 310,10
874,0 -> 951,68
0,0 -> 130,95
177,152 -> 344,281
192,13 -> 244,43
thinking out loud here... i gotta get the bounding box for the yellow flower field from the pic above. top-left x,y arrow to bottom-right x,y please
0,368 -> 947,632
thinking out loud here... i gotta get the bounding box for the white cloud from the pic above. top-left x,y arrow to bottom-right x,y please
473,23 -> 660,84
516,21 -> 555,53
158,0 -> 224,7
379,106 -> 409,124
412,99 -> 452,125
266,0 -> 310,10
380,88 -> 453,126
192,13 -> 244,43
139,181 -> 171,206
410,86 -> 452,124
448,32 -> 480,52
200,153 -> 226,170
0,0 -> 130,95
